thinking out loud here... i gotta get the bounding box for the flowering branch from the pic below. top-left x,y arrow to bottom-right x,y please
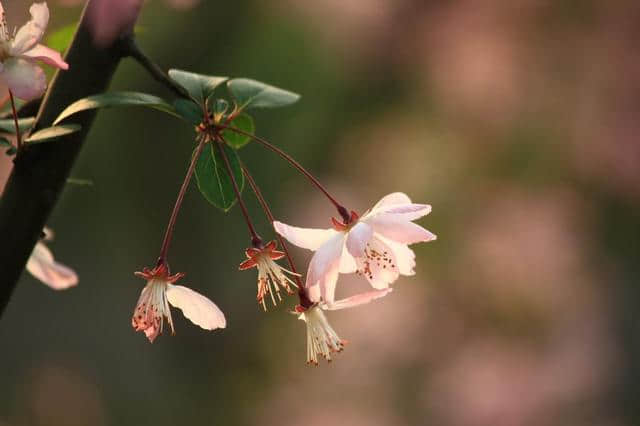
0,0 -> 142,316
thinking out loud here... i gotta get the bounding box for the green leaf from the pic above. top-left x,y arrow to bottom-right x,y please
5,146 -> 16,156
45,23 -> 77,54
168,69 -> 227,104
227,78 -> 300,110
0,117 -> 35,133
0,137 -> 11,147
195,142 -> 244,211
173,99 -> 203,125
54,92 -> 177,125
25,124 -> 81,143
221,113 -> 255,149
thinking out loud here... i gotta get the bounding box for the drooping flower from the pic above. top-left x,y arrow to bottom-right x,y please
132,264 -> 226,343
26,227 -> 78,290
238,240 -> 298,310
0,2 -> 69,100
297,288 -> 392,365
274,192 -> 436,303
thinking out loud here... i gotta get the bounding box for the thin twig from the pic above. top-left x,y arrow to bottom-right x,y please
215,135 -> 261,245
124,36 -> 190,100
218,124 -> 350,223
157,136 -> 207,265
241,164 -> 303,287
8,91 -> 22,150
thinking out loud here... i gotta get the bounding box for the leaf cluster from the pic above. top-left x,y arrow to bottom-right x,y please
52,69 -> 300,211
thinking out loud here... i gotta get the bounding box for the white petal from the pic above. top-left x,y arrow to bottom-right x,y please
10,2 -> 49,55
305,233 -> 345,300
26,242 -> 78,290
0,58 -> 45,100
361,192 -> 419,220
320,261 -> 340,303
355,235 -> 400,289
366,213 -> 437,244
307,283 -> 321,303
166,284 -> 226,330
20,44 -> 68,70
323,288 -> 393,311
345,221 -> 373,258
339,249 -> 357,274
376,234 -> 416,275
273,221 -> 337,251
372,192 -> 412,210
377,203 -> 432,221
305,232 -> 345,286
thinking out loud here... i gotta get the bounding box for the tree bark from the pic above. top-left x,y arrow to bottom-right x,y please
0,0 -> 142,314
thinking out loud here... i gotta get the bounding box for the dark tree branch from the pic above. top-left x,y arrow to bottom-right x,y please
0,0 -> 142,315
123,37 -> 190,100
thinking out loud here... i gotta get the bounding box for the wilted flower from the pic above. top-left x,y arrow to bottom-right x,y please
26,227 -> 77,290
132,264 -> 226,343
297,288 -> 392,365
0,2 -> 69,100
275,192 -> 435,303
238,240 -> 298,310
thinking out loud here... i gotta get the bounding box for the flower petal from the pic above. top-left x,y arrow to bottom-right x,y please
362,192 -> 432,222
10,2 -> 49,55
366,213 -> 437,244
238,258 -> 257,270
339,249 -> 357,274
273,221 -> 338,251
323,288 -> 393,311
305,232 -> 345,302
307,283 -> 321,302
345,221 -> 373,258
372,192 -> 412,211
320,261 -> 341,303
166,284 -> 226,330
26,242 -> 78,290
0,58 -> 46,100
378,203 -> 432,221
20,44 -> 68,69
355,235 -> 400,289
377,235 -> 416,275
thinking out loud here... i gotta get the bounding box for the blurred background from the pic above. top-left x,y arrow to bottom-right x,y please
1,0 -> 639,425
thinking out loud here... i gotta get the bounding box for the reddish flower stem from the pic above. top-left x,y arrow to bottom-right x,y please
241,165 -> 313,306
8,91 -> 22,151
215,135 -> 261,246
218,124 -> 350,224
157,136 -> 206,265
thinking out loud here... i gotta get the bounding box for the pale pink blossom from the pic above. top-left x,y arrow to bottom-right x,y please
0,2 -> 68,100
297,287 -> 392,365
132,264 -> 226,343
238,240 -> 298,310
275,192 -> 435,303
26,228 -> 77,290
